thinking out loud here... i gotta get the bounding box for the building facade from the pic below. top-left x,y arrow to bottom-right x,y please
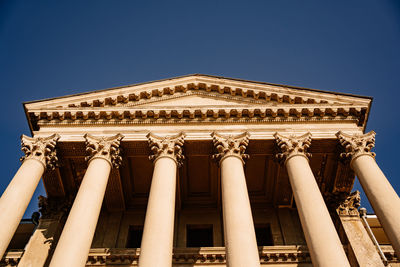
0,74 -> 399,266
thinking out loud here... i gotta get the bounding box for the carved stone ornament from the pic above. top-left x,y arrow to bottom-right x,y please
325,191 -> 361,216
336,131 -> 376,164
211,132 -> 250,164
274,132 -> 312,164
20,134 -> 60,170
84,133 -> 124,168
38,195 -> 73,219
147,132 -> 185,166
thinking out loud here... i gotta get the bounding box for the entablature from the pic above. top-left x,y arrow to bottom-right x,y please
24,74 -> 372,133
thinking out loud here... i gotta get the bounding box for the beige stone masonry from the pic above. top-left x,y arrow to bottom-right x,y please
212,132 -> 260,267
138,132 -> 185,267
0,134 -> 59,259
49,133 -> 123,267
274,132 -> 350,267
337,131 -> 400,259
327,191 -> 385,267
18,215 -> 64,267
24,75 -> 371,142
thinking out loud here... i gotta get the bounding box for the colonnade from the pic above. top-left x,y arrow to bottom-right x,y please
0,131 -> 399,267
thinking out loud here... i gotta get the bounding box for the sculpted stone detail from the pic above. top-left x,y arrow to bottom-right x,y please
20,134 -> 60,170
274,132 -> 312,163
336,131 -> 376,163
325,191 -> 361,216
85,246 -> 311,265
84,133 -> 124,168
38,195 -> 73,219
147,132 -> 185,166
338,191 -> 361,216
211,132 -> 250,163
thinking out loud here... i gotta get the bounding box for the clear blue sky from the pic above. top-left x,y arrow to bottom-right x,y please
0,1 -> 399,218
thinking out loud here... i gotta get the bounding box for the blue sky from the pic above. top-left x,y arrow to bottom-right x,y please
0,1 -> 399,218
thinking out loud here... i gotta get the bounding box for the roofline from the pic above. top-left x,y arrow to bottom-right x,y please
363,97 -> 373,133
23,102 -> 34,136
23,73 -> 373,106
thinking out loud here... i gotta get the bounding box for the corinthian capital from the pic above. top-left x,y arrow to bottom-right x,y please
274,132 -> 312,163
336,131 -> 376,162
211,132 -> 250,164
325,191 -> 361,216
84,133 -> 124,168
20,134 -> 60,170
147,132 -> 185,166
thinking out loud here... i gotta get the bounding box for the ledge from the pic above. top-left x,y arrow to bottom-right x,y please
86,245 -> 311,266
0,250 -> 23,267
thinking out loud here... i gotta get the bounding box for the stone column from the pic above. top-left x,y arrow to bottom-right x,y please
0,134 -> 59,259
274,132 -> 350,267
212,132 -> 260,267
138,132 -> 185,267
327,191 -> 385,267
337,131 -> 400,258
49,133 -> 123,267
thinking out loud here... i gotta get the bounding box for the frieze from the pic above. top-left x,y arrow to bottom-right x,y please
31,106 -> 366,122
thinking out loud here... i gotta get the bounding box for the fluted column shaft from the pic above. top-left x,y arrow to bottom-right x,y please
49,134 -> 123,267
0,134 -> 59,259
337,131 -> 400,258
212,132 -> 260,267
275,133 -> 350,267
138,133 -> 184,267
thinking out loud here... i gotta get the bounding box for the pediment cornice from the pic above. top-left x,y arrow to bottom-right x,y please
24,75 -> 372,131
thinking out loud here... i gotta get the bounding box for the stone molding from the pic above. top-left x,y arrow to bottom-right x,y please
147,132 -> 185,166
381,245 -> 400,264
274,132 -> 312,164
325,191 -> 361,216
86,246 -> 312,265
30,104 -> 366,121
27,76 -> 369,109
20,134 -> 60,170
336,131 -> 376,165
0,250 -> 23,266
84,133 -> 124,168
211,132 -> 250,164
25,76 -> 371,131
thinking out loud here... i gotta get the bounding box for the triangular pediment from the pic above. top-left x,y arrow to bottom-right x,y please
130,92 -> 270,108
24,74 -> 372,131
25,74 -> 371,109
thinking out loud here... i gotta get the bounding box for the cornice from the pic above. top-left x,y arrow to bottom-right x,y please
28,105 -> 367,131
24,75 -> 371,132
26,79 -> 369,109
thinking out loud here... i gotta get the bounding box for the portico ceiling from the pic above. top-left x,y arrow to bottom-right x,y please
25,74 -> 363,212
43,139 -> 354,212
